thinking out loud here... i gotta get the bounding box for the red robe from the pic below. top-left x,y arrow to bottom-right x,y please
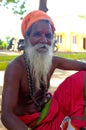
18,71 -> 86,130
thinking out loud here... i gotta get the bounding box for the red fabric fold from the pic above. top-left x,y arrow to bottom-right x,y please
18,71 -> 86,129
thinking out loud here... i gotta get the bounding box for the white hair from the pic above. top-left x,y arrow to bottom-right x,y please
25,41 -> 53,90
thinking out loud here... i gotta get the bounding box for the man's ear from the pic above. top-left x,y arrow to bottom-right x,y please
24,36 -> 31,47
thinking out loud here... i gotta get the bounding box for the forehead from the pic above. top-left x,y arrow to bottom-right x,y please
31,20 -> 53,33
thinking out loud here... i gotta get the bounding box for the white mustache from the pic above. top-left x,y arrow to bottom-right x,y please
34,43 -> 51,50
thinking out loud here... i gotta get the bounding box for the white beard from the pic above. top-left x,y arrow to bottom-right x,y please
25,41 -> 53,90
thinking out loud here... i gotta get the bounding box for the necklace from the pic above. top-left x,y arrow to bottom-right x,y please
24,52 -> 48,107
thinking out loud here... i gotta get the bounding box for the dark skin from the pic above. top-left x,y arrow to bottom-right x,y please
1,21 -> 86,130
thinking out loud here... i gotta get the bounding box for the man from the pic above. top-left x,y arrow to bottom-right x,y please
1,10 -> 86,130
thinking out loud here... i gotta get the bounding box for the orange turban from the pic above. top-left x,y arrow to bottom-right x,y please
21,10 -> 55,37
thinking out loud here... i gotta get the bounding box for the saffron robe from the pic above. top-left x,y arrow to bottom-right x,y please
18,71 -> 86,130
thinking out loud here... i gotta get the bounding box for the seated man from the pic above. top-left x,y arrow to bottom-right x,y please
1,10 -> 86,130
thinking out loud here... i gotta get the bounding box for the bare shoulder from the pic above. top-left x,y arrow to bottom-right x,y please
5,54 -> 25,79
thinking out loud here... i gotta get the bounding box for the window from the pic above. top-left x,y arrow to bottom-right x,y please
57,35 -> 62,43
72,36 -> 76,44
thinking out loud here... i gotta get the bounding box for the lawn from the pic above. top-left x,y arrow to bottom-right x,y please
55,52 -> 86,60
0,55 -> 17,70
0,52 -> 86,70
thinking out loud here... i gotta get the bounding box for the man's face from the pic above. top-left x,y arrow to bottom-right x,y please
24,20 -> 54,90
25,20 -> 54,53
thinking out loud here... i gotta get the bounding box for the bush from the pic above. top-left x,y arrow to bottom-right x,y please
1,41 -> 8,49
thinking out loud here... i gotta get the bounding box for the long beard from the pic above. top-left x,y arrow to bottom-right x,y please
25,42 -> 53,90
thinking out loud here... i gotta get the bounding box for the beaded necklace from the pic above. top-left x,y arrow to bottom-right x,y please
24,52 -> 48,107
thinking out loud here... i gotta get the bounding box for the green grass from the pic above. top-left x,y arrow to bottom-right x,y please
0,62 -> 9,70
0,55 -> 17,61
0,52 -> 86,70
55,52 -> 86,60
0,55 -> 17,70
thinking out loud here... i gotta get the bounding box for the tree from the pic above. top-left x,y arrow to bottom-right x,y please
39,0 -> 48,12
0,0 -> 27,20
0,0 -> 48,20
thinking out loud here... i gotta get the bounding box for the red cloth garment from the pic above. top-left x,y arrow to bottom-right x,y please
18,71 -> 86,130
21,10 -> 55,37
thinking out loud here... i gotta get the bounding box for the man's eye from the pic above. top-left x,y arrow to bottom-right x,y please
45,33 -> 53,39
33,32 -> 41,37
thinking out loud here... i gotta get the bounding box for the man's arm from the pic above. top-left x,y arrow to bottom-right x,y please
1,62 -> 28,130
53,56 -> 86,70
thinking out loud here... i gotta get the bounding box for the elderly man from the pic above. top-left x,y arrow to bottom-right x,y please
1,10 -> 86,130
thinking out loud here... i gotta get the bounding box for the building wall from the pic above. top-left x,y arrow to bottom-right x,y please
55,32 -> 86,52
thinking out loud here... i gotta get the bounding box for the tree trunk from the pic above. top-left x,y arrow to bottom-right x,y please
39,0 -> 48,12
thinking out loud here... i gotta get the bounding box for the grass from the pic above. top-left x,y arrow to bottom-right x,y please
55,52 -> 86,60
0,52 -> 86,70
0,62 -> 9,70
0,55 -> 17,70
0,55 -> 17,61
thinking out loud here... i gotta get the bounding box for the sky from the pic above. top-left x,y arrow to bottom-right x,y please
0,0 -> 86,40
0,6 -> 22,39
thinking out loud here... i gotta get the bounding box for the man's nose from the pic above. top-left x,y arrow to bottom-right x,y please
40,34 -> 48,43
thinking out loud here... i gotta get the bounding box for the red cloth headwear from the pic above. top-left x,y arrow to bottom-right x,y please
21,10 -> 55,37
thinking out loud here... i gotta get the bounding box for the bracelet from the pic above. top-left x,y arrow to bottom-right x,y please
28,128 -> 32,130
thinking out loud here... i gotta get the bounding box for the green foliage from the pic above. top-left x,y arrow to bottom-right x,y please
5,36 -> 10,43
0,0 -> 15,2
79,15 -> 86,19
7,0 -> 15,2
13,0 -> 27,20
1,41 -> 8,49
0,0 -> 45,19
1,0 -> 27,19
0,41 -> 8,49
